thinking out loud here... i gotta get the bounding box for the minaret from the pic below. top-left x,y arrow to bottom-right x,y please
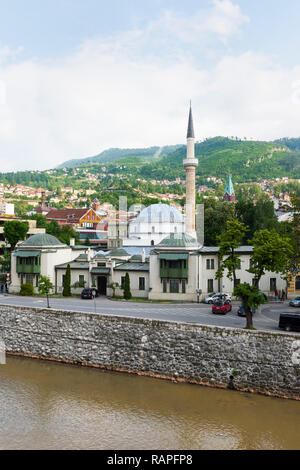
183,103 -> 198,239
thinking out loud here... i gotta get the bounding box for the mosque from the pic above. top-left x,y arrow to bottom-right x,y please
123,104 -> 198,247
9,105 -> 285,300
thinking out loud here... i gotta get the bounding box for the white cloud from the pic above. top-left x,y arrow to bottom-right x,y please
0,1 -> 299,171
206,0 -> 250,42
153,0 -> 250,46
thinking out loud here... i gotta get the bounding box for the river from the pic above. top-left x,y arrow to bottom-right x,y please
0,356 -> 299,450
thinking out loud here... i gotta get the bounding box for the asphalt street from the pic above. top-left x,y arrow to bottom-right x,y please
0,294 -> 299,332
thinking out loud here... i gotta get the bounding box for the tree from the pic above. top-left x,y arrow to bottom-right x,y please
63,264 -> 71,297
46,221 -> 79,245
235,199 -> 278,241
38,276 -> 54,308
3,220 -> 29,250
109,282 -> 119,297
14,200 -> 31,217
288,194 -> 300,273
46,220 -> 61,239
215,219 -> 248,287
0,251 -> 11,272
123,273 -> 132,300
27,214 -> 47,228
234,283 -> 266,329
248,229 -> 293,286
59,225 -> 79,245
203,198 -> 236,246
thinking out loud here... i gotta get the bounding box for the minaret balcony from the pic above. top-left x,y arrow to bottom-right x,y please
183,158 -> 198,169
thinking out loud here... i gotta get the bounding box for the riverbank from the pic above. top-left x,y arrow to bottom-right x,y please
0,304 -> 299,400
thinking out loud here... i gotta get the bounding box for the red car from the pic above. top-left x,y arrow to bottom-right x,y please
212,301 -> 232,314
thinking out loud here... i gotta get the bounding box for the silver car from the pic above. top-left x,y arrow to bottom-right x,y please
203,292 -> 231,304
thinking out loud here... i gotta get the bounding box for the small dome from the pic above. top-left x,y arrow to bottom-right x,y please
94,252 -> 107,259
133,203 -> 183,224
20,233 -> 65,247
130,254 -> 142,261
158,233 -> 198,247
108,248 -> 129,257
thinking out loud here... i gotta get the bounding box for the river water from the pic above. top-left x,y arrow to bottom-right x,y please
0,356 -> 299,450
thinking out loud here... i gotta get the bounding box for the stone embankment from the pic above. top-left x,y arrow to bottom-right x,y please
0,304 -> 299,400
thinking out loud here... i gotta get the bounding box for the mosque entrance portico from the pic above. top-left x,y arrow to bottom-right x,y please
97,276 -> 107,296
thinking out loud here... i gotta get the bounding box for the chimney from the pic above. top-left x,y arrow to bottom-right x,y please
142,248 -> 146,263
70,238 -> 75,247
41,191 -> 46,207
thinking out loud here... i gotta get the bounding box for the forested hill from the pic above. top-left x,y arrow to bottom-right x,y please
119,136 -> 299,182
1,136 -> 300,188
57,144 -> 183,168
57,136 -> 300,182
157,137 -> 297,182
274,137 -> 300,151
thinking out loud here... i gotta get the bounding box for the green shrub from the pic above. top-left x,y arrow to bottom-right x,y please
63,264 -> 71,297
123,273 -> 132,300
20,283 -> 34,296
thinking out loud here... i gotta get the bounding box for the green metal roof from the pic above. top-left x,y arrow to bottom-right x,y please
14,250 -> 40,257
21,233 -> 65,247
77,253 -> 88,260
94,253 -> 107,259
108,248 -> 129,257
158,253 -> 188,260
114,262 -> 149,272
90,267 -> 111,275
158,233 -> 198,247
55,261 -> 90,270
130,254 -> 142,261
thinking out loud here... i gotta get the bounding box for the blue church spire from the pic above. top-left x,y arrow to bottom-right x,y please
223,175 -> 235,202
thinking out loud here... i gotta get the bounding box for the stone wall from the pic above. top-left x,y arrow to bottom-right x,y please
0,304 -> 299,400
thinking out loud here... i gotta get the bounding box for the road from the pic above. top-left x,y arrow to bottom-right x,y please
0,294 -> 298,332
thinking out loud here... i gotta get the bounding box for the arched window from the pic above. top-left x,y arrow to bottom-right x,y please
151,240 -> 155,246
296,276 -> 300,290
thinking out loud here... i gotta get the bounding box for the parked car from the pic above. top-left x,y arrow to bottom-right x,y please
204,292 -> 231,304
237,304 -> 255,317
278,313 -> 300,332
212,301 -> 232,314
289,296 -> 300,308
81,288 -> 99,299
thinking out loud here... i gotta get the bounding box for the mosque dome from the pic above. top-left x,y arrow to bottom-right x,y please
158,233 -> 198,248
133,203 -> 183,224
20,233 -> 65,247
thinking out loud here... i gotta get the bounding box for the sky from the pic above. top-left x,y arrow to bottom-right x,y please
1,0 -> 300,171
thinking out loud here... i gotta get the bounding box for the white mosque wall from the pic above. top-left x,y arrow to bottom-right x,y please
149,252 -> 287,301
108,270 -> 149,299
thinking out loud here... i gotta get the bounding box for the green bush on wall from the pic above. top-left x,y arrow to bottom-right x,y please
20,283 -> 34,296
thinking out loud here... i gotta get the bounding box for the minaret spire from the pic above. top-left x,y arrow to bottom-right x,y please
183,102 -> 198,240
187,101 -> 195,139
